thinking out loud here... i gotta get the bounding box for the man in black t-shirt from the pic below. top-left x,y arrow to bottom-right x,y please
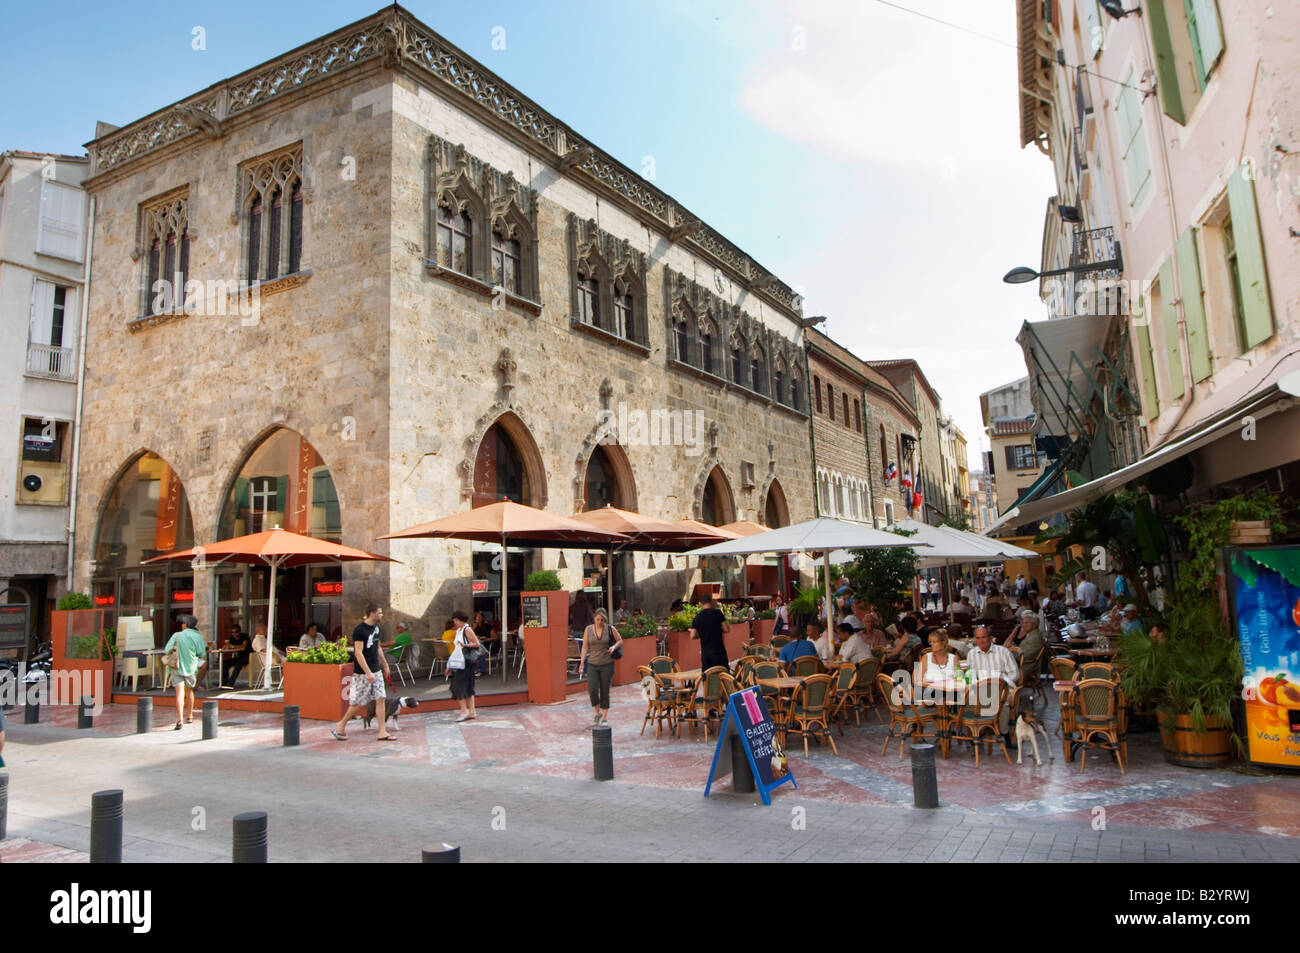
690,594 -> 730,671
332,603 -> 393,741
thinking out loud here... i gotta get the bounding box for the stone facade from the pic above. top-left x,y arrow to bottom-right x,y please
806,330 -> 872,522
861,367 -> 921,527
867,359 -> 945,524
73,7 -> 813,632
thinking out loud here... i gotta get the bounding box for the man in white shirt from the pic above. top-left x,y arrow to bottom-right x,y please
1075,574 -> 1099,620
614,599 -> 631,624
837,625 -> 875,664
839,598 -> 866,632
252,623 -> 285,663
950,596 -> 974,618
966,625 -> 1018,735
814,623 -> 849,662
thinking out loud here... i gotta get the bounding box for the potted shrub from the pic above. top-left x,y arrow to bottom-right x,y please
283,639 -> 354,721
612,612 -> 659,685
753,608 -> 777,643
525,569 -> 562,592
665,603 -> 701,668
720,602 -> 750,659
50,605 -> 115,708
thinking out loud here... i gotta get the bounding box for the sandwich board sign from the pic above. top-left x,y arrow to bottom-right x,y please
704,685 -> 796,805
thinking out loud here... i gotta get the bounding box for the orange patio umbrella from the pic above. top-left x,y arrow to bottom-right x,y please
146,528 -> 397,692
719,520 -> 770,537
380,502 -> 629,673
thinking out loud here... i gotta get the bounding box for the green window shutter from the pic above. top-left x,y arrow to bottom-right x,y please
1147,2 -> 1187,124
1175,228 -> 1211,382
1226,163 -> 1274,349
1186,0 -> 1224,82
276,475 -> 288,522
1158,258 -> 1185,400
1135,322 -> 1160,420
1083,0 -> 1104,57
235,477 -> 250,511
1116,73 -> 1153,206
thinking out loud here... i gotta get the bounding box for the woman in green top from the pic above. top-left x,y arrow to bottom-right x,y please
164,614 -> 209,730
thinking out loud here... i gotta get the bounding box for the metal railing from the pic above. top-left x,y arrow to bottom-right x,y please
26,344 -> 76,380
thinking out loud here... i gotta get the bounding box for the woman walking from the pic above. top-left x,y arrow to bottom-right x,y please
579,608 -> 623,726
447,609 -> 481,723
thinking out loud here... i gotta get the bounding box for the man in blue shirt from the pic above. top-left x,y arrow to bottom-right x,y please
1121,604 -> 1146,637
779,622 -> 821,667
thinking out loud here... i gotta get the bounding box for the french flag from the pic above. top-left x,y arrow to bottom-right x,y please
884,461 -> 898,483
901,469 -> 913,490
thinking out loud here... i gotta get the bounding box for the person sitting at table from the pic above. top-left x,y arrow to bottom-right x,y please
298,622 -> 326,651
1004,611 -> 1045,682
614,599 -> 631,625
967,625 -> 1019,740
251,623 -> 285,664
950,596 -> 973,618
945,623 -> 971,659
838,622 -> 875,664
222,623 -> 252,687
441,618 -> 458,656
981,587 -> 1008,621
779,623 -> 821,667
1121,604 -> 1146,637
882,628 -> 912,664
858,612 -> 889,648
813,622 -> 851,662
918,631 -> 957,684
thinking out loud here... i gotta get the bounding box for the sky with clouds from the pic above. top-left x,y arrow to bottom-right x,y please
1,0 -> 1055,470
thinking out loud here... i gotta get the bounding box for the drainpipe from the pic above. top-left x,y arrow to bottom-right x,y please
66,195 -> 94,593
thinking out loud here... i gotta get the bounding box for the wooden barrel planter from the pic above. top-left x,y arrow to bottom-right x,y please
1157,711 -> 1233,768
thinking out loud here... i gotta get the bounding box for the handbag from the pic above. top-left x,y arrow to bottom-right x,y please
162,647 -> 179,669
608,626 -> 623,660
461,627 -> 485,666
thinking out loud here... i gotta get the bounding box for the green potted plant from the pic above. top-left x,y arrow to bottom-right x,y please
525,569 -> 562,592
612,613 -> 659,685
283,638 -> 354,721
665,602 -> 701,668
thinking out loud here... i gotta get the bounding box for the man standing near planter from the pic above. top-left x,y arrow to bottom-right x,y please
331,604 -> 393,742
690,593 -> 730,671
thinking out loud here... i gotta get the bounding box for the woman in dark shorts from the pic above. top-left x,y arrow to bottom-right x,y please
448,609 -> 481,722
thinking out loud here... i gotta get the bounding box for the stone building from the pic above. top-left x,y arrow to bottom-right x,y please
861,364 -> 921,527
806,328 -> 873,523
979,377 -> 1045,523
0,150 -> 89,644
72,6 -> 812,644
867,359 -> 947,525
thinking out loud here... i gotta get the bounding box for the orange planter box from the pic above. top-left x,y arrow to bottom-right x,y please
283,662 -> 354,721
666,630 -> 701,669
523,590 -> 570,704
723,626 -> 748,661
613,636 -> 658,685
752,618 -> 776,643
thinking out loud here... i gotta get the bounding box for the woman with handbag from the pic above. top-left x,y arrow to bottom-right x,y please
579,608 -> 623,726
447,609 -> 482,723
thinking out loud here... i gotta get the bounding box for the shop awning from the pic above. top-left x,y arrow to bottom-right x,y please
986,359 -> 1300,533
1017,313 -> 1111,437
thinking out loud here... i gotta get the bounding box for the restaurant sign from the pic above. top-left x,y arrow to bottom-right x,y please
0,604 -> 29,650
705,686 -> 796,805
1227,545 -> 1300,768
521,595 -> 547,628
471,579 -> 489,593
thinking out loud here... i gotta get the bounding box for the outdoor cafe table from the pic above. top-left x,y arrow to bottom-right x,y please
1070,647 -> 1118,660
905,679 -> 971,758
756,675 -> 805,733
206,647 -> 242,690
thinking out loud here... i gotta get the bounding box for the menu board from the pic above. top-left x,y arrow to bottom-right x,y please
1226,546 -> 1300,768
0,604 -> 28,650
705,686 -> 796,805
521,595 -> 548,629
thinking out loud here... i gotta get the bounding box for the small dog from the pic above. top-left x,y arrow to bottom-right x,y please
1015,712 -> 1052,765
362,694 -> 418,730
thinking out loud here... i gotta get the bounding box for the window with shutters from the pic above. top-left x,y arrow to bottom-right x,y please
1006,444 -> 1038,471
241,146 -> 305,283
36,181 -> 86,262
1115,67 -> 1152,209
139,192 -> 190,316
1156,258 -> 1186,401
1147,0 -> 1223,124
1199,168 -> 1274,357
26,280 -> 77,380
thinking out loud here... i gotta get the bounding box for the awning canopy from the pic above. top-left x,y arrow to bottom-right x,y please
1017,313 -> 1111,437
986,360 -> 1300,532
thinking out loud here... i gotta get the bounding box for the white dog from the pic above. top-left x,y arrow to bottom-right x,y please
1015,713 -> 1053,765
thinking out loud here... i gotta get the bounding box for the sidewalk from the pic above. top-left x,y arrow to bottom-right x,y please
2,690 -> 1296,862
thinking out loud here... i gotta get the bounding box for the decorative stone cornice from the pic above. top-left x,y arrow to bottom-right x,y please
87,6 -> 802,319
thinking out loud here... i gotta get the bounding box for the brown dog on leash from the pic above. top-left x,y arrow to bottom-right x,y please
361,694 -> 418,731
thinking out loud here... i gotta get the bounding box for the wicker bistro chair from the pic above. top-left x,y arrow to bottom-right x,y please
1048,656 -> 1077,682
637,665 -> 678,738
649,655 -> 678,677
771,635 -> 792,650
876,673 -> 940,760
689,666 -> 731,740
747,642 -> 774,659
948,678 -> 1011,767
734,656 -> 759,686
786,674 -> 838,756
826,663 -> 859,737
848,657 -> 884,722
1073,678 -> 1126,773
791,655 -> 820,678
1019,643 -> 1049,708
1076,661 -> 1118,682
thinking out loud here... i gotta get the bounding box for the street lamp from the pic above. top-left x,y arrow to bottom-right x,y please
1001,243 -> 1124,284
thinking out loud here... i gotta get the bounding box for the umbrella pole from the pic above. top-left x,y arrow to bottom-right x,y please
264,558 -> 279,692
822,551 -> 834,646
607,545 -> 615,628
501,530 -> 508,683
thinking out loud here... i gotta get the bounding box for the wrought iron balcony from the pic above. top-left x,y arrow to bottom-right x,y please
1070,225 -> 1121,280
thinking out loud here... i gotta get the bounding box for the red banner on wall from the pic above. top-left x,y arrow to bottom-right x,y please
291,435 -> 315,534
155,462 -> 181,551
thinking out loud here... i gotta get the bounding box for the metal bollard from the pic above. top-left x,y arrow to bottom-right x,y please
422,843 -> 461,863
0,772 -> 8,840
232,812 -> 268,863
78,695 -> 94,729
90,789 -> 124,863
24,697 -> 38,724
136,696 -> 153,733
592,723 -> 613,781
202,700 -> 218,740
730,733 -> 756,794
911,743 -> 939,809
282,705 -> 299,747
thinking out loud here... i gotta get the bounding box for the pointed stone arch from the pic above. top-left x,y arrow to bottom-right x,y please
217,426 -> 342,541
461,408 -> 548,508
694,464 -> 736,526
759,477 -> 790,528
92,449 -> 196,577
574,438 -> 638,514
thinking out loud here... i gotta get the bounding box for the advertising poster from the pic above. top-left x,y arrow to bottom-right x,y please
705,686 -> 796,804
1226,545 -> 1300,768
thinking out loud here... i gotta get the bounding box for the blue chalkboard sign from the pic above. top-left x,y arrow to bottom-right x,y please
704,685 -> 797,805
